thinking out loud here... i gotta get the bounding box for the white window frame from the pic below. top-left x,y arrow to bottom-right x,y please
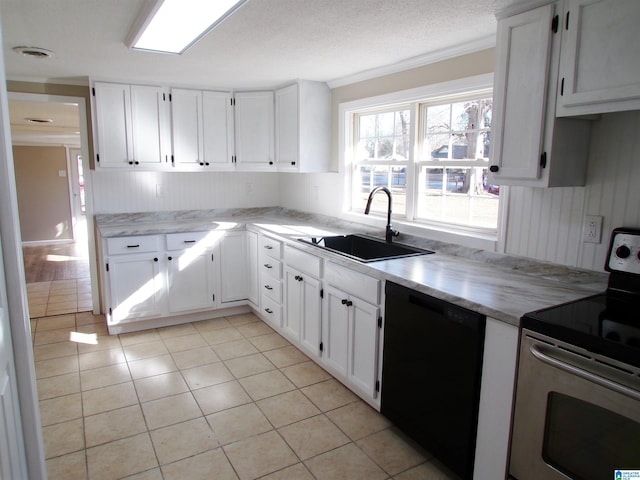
339,73 -> 508,251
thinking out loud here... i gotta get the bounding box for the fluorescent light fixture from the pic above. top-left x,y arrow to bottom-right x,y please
128,0 -> 249,54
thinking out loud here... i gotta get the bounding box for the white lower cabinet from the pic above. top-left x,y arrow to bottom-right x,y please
219,231 -> 248,303
102,230 -> 248,333
246,231 -> 259,306
322,285 -> 380,402
283,246 -> 322,357
257,234 -> 283,329
166,248 -> 216,313
319,263 -> 382,406
107,252 -> 164,323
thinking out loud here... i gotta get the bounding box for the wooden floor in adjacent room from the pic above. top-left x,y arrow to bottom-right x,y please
23,240 -> 92,317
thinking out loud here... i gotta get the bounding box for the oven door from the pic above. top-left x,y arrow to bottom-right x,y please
509,330 -> 640,480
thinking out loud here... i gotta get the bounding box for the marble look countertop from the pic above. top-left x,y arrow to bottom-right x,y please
96,207 -> 609,326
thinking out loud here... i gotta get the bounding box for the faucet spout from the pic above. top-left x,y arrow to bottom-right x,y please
364,186 -> 399,243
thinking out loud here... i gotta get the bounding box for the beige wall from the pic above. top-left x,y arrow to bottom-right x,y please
329,48 -> 495,170
13,145 -> 73,242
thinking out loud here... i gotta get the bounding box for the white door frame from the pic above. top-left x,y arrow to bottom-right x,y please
9,92 -> 100,315
0,32 -> 47,480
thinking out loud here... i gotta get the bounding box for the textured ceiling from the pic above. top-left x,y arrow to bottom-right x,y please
0,0 -> 497,89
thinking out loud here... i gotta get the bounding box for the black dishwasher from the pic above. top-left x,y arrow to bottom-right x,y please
381,281 -> 486,480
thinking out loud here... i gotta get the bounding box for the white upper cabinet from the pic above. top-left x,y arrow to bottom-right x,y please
170,88 -> 234,170
489,2 -> 590,187
92,82 -> 170,169
234,91 -> 275,170
556,0 -> 640,115
202,91 -> 235,168
275,80 -> 330,172
130,85 -> 171,166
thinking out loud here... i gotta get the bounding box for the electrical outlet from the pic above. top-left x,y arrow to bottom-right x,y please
583,215 -> 603,243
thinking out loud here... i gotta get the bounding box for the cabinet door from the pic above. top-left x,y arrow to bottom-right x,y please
234,91 -> 275,169
283,268 -> 302,342
93,82 -> 133,167
167,249 -> 215,313
348,299 -> 379,399
108,254 -> 163,323
247,231 -> 259,306
300,275 -> 321,358
203,91 -> 235,167
490,4 -> 555,182
557,0 -> 640,115
130,85 -> 169,166
275,84 -> 299,169
219,231 -> 248,303
322,286 -> 349,378
171,88 -> 203,167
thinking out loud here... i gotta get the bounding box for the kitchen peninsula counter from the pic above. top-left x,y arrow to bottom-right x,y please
95,207 -> 608,326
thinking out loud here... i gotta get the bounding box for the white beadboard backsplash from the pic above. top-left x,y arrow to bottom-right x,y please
506,110 -> 640,272
90,171 -> 280,214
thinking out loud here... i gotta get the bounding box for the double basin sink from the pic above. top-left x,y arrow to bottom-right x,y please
298,234 -> 434,263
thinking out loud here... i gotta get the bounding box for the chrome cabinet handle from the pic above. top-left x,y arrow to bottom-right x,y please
529,343 -> 640,401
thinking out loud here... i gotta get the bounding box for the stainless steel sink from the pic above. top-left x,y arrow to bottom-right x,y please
298,234 -> 434,262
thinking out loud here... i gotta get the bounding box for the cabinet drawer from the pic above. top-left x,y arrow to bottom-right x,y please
106,235 -> 160,255
260,276 -> 282,302
166,231 -> 215,250
260,257 -> 282,279
325,263 -> 380,305
259,235 -> 282,259
284,245 -> 321,277
261,295 -> 282,325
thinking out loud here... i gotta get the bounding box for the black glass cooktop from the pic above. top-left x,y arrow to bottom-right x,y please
522,293 -> 640,368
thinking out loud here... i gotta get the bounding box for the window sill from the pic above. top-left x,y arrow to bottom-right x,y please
341,211 -> 499,252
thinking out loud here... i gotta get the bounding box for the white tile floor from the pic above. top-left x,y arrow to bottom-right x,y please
32,310 -> 459,480
27,278 -> 93,317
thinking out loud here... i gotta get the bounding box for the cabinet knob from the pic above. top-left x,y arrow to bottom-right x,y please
128,161 -> 134,165
489,165 -> 499,173
269,161 -> 274,165
153,257 -> 159,262
199,162 -> 204,166
298,275 -> 303,282
205,162 -> 210,166
264,308 -> 273,314
264,285 -> 273,290
134,161 -> 139,165
168,256 -> 173,261
263,263 -> 273,269
341,298 -> 352,306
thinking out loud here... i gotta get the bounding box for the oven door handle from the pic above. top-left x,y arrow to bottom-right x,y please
530,343 -> 640,401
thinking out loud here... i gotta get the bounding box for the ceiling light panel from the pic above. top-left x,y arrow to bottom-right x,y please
130,0 -> 249,54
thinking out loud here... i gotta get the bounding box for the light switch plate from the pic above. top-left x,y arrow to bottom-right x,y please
583,215 -> 603,243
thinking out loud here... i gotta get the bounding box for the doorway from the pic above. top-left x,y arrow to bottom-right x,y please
8,92 -> 99,317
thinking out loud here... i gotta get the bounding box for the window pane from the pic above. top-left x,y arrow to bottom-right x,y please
357,110 -> 410,161
417,166 -> 499,228
423,98 -> 492,161
425,104 -> 450,133
353,165 -> 406,216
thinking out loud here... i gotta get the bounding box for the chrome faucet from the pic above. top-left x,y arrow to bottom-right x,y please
364,186 -> 399,243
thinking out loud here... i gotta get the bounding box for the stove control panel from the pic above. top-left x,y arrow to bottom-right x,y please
606,228 -> 640,275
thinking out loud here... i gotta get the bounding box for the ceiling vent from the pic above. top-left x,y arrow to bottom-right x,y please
12,46 -> 54,59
